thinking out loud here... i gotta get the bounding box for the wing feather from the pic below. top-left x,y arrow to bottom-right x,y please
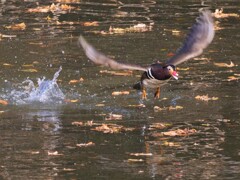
79,36 -> 147,71
166,10 -> 215,66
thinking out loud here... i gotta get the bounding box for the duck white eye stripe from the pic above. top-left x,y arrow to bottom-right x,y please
147,68 -> 155,79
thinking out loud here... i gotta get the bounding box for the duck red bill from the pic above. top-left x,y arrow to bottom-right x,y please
172,71 -> 179,80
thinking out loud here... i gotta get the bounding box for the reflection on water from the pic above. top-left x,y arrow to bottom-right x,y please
0,0 -> 240,179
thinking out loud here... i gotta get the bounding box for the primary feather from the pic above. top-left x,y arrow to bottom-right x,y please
166,10 -> 214,66
79,36 -> 147,71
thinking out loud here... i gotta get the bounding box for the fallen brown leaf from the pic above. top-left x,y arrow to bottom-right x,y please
92,123 -> 135,134
213,8 -> 239,18
195,95 -> 219,101
163,141 -> 180,147
69,78 -> 84,84
5,22 -> 26,30
148,123 -> 171,130
127,159 -> 144,162
76,142 -> 95,147
0,100 -> 8,105
127,104 -> 146,108
214,61 -> 235,68
64,99 -> 79,103
129,153 -> 153,156
227,76 -> 239,81
72,121 -> 94,127
105,113 -> 123,121
83,21 -> 99,26
162,128 -> 197,137
112,91 -> 130,96
154,105 -> 183,111
47,151 -> 63,156
20,68 -> 38,73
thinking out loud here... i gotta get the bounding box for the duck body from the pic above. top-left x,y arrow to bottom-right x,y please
133,63 -> 176,98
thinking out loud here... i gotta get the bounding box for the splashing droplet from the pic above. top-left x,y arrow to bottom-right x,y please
5,67 -> 65,105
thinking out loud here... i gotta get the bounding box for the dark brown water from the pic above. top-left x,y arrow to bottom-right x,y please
0,0 -> 240,179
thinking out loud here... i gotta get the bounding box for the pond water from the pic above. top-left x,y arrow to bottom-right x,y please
0,0 -> 240,179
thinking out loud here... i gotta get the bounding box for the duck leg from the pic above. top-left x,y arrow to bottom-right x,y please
142,86 -> 147,99
154,87 -> 160,99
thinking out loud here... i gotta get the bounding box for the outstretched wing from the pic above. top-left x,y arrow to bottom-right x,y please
79,36 -> 147,71
166,10 -> 215,66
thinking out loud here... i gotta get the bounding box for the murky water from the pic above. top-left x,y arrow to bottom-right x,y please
0,0 -> 240,179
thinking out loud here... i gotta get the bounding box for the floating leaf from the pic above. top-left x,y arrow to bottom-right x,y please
76,142 -> 95,147
195,95 -> 219,101
31,151 -> 40,155
83,21 -> 99,26
163,141 -> 180,147
5,22 -> 26,30
22,64 -> 34,67
69,78 -> 84,84
177,67 -> 190,71
20,68 -> 38,73
213,8 -> 239,18
0,100 -> 8,105
128,104 -> 146,108
162,128 -> 197,137
127,159 -> 144,162
105,113 -> 123,121
92,123 -> 134,134
129,153 -> 153,157
27,3 -> 74,13
47,151 -> 63,156
148,123 -> 171,130
112,91 -> 130,96
95,103 -> 105,107
72,121 -> 95,127
154,105 -> 183,111
64,99 -> 79,103
63,168 -> 76,172
214,61 -> 235,67
227,76 -> 239,81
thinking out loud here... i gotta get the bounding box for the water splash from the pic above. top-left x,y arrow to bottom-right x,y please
7,67 -> 65,105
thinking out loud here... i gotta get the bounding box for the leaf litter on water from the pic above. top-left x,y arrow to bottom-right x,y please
195,95 -> 219,101
76,142 -> 95,147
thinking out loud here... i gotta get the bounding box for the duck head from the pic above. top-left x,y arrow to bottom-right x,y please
166,65 -> 178,80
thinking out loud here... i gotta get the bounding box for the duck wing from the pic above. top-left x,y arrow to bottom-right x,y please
79,36 -> 147,71
166,10 -> 215,66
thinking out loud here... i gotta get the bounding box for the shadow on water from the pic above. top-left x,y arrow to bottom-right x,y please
0,0 -> 240,179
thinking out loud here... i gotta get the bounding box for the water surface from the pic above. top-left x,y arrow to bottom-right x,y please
0,0 -> 240,179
